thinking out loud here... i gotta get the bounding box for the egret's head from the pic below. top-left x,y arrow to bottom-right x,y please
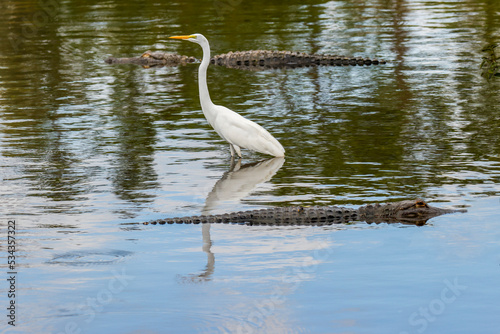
169,33 -> 206,45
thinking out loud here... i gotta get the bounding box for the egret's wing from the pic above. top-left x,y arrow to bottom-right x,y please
213,106 -> 285,156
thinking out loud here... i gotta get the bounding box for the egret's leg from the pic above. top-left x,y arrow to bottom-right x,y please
229,144 -> 235,157
233,145 -> 242,158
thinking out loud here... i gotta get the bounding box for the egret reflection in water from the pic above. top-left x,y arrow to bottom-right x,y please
177,157 -> 285,283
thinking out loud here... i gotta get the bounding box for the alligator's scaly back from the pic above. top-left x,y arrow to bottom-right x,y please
210,50 -> 386,69
141,199 -> 465,227
106,50 -> 386,70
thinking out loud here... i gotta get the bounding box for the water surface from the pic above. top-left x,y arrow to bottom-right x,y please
1,0 -> 499,333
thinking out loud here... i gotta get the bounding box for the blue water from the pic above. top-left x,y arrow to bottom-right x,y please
5,196 -> 498,333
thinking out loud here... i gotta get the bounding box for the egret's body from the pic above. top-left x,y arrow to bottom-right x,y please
169,34 -> 285,158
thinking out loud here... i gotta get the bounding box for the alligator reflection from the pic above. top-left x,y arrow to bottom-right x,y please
178,157 -> 285,284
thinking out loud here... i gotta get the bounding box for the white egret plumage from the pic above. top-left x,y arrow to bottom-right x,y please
169,33 -> 285,158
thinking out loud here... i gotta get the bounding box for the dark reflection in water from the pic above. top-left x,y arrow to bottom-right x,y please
107,68 -> 159,204
0,0 -> 499,217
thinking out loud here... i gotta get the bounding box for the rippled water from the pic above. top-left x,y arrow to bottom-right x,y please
1,0 -> 500,333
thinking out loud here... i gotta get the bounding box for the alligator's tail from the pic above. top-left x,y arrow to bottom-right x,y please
143,206 -> 359,226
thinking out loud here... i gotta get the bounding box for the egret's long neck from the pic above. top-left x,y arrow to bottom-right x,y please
198,40 -> 216,120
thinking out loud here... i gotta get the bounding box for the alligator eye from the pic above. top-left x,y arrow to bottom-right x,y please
414,201 -> 428,208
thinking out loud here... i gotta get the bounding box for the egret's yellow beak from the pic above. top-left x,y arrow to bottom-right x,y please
169,35 -> 195,40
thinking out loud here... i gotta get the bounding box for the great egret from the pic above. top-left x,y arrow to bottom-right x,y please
169,34 -> 285,158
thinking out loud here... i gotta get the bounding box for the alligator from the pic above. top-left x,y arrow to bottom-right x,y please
140,199 -> 466,227
105,51 -> 197,66
105,50 -> 386,70
211,50 -> 386,69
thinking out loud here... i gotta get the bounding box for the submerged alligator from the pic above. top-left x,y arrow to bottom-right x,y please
106,50 -> 386,70
141,199 -> 465,226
